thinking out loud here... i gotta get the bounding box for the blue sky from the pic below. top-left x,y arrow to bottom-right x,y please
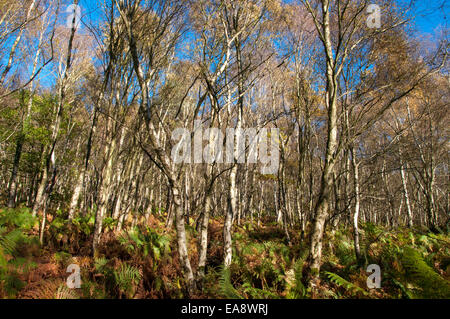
4,0 -> 447,91
74,0 -> 450,39
412,0 -> 448,35
77,0 -> 449,35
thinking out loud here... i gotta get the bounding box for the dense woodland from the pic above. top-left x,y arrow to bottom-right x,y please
0,0 -> 449,299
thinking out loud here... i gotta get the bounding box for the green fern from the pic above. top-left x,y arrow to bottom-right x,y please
285,259 -> 306,299
0,208 -> 37,230
324,271 -> 370,297
2,271 -> 25,297
94,257 -> 109,272
0,227 -> 23,256
218,266 -> 243,299
119,227 -> 171,262
388,275 -> 413,299
55,284 -> 79,299
242,282 -> 280,299
335,240 -> 356,266
113,264 -> 142,298
0,227 -> 28,297
0,209 -> 38,298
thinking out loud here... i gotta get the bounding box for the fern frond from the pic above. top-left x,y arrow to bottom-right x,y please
113,263 -> 142,298
55,284 -> 79,299
285,259 -> 306,299
324,271 -> 369,297
0,229 -> 23,255
218,266 -> 243,299
242,282 -> 280,299
94,257 -> 108,272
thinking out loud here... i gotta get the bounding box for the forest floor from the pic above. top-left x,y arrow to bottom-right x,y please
0,207 -> 449,299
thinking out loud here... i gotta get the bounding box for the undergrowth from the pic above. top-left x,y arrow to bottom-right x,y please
0,207 -> 449,299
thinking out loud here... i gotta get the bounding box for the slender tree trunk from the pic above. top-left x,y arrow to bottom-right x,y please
307,0 -> 339,280
275,188 -> 281,224
197,115 -> 219,281
118,0 -> 196,293
8,19 -> 46,208
197,187 -> 212,281
0,0 -> 37,85
7,132 -> 24,208
171,183 -> 196,294
32,1 -> 78,216
68,169 -> 84,219
400,159 -> 413,228
351,146 -> 362,263
145,186 -> 154,223
93,132 -> 117,255
224,165 -> 237,267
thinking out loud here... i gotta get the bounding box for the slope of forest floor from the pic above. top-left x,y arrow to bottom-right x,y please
0,207 -> 449,299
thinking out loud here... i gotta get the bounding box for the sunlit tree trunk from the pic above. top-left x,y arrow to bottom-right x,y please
400,158 -> 413,228
32,3 -> 79,216
93,129 -> 117,255
351,146 -> 362,262
306,0 -> 339,279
